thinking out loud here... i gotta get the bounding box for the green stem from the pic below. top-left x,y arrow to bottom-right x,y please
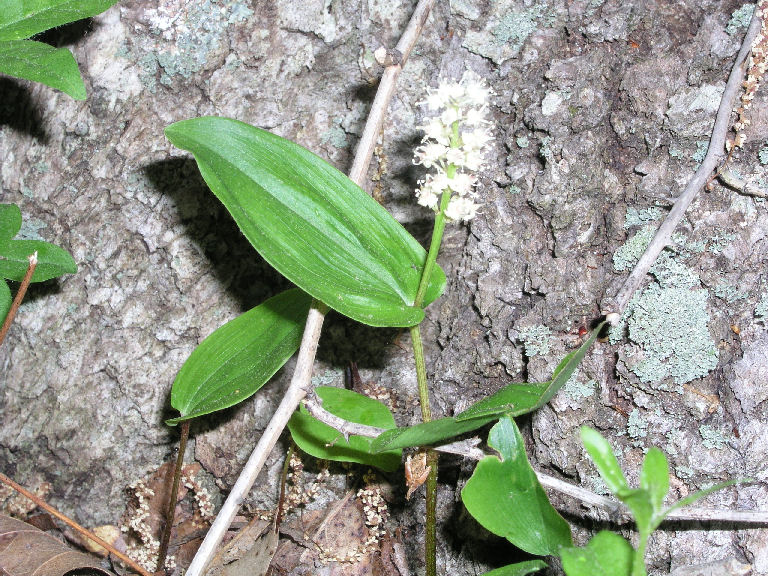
631,532 -> 649,576
410,189 -> 451,576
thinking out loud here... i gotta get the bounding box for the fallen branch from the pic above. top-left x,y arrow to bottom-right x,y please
602,8 -> 764,317
0,471 -> 153,576
183,2 -> 436,573
303,395 -> 768,526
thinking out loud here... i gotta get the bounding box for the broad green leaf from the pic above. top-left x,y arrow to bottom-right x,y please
168,289 -> 312,423
560,531 -> 633,576
0,39 -> 85,99
0,0 -> 118,41
165,117 -> 446,328
287,387 -> 401,471
0,238 -> 77,282
0,204 -> 22,243
481,560 -> 548,576
615,488 -> 654,537
0,279 -> 10,323
580,427 -> 629,494
461,416 -> 572,556
639,448 -> 669,514
370,413 -> 499,453
457,322 -> 605,422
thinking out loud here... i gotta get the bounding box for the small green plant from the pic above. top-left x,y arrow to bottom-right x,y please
0,1 -> 118,100
0,203 -> 77,334
458,422 -> 744,576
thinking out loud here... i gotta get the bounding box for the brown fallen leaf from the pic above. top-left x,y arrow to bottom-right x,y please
0,514 -> 114,576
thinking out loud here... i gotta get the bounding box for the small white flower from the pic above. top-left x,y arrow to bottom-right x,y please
413,142 -> 448,168
445,196 -> 479,222
448,172 -> 476,196
445,147 -> 465,167
421,118 -> 451,145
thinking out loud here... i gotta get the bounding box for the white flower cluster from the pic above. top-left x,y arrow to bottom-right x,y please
413,71 -> 493,222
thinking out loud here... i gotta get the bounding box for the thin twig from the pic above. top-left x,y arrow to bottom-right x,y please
184,5 -> 435,571
0,252 -> 37,347
302,396 -> 768,526
0,471 -> 154,576
602,10 -> 764,316
156,420 -> 190,573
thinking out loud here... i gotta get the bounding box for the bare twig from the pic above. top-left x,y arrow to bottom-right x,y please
602,9 -> 764,317
303,396 -> 768,526
0,471 -> 153,576
184,2 -> 436,573
0,252 -> 37,347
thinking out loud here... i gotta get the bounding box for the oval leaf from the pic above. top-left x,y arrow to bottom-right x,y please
0,279 -> 10,323
640,447 -> 669,515
370,413 -> 498,453
560,531 -> 633,576
287,387 -> 402,471
0,0 -> 118,41
462,416 -> 572,556
165,117 -> 446,328
0,40 -> 85,99
0,239 -> 77,282
580,427 -> 629,494
168,288 -> 312,423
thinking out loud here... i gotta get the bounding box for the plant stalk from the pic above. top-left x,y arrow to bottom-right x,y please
632,532 -> 649,576
156,420 -> 190,573
411,189 -> 451,576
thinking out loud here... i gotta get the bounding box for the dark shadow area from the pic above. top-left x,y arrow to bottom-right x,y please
35,17 -> 94,47
0,78 -> 47,141
144,158 -> 292,312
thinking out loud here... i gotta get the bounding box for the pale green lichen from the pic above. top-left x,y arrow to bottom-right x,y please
693,141 -> 708,163
18,218 -> 47,241
675,465 -> 695,479
759,144 -> 768,165
311,369 -> 340,386
649,251 -> 698,289
707,231 -> 736,254
561,376 -> 596,402
518,324 -> 552,357
321,123 -> 348,149
624,207 -> 662,229
713,283 -> 748,304
508,185 -> 522,195
699,424 -> 729,450
516,136 -> 530,148
613,225 -> 655,271
492,4 -> 554,54
627,408 -> 648,439
625,282 -> 718,385
755,292 -> 768,324
726,4 -> 755,35
539,136 -> 554,164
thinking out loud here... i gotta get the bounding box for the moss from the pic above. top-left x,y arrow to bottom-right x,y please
518,324 -> 552,357
613,225 -> 655,271
726,4 -> 755,36
624,282 -> 718,385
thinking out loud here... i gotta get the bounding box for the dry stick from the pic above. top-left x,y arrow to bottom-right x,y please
602,9 -> 764,317
0,471 -> 154,576
155,420 -> 190,573
184,2 -> 436,573
302,396 -> 768,526
0,252 -> 37,347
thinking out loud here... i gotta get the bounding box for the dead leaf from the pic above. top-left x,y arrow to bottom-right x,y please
0,514 -> 114,576
205,519 -> 272,576
404,452 -> 430,500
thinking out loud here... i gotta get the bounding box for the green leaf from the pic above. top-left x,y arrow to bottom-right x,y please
0,279 -> 11,324
481,560 -> 548,576
0,238 -> 77,282
0,0 -> 118,41
640,448 -> 669,515
659,478 -> 745,528
580,427 -> 629,494
461,416 -> 572,556
287,387 -> 402,471
370,413 -> 499,453
0,204 -> 22,244
457,322 -> 605,422
165,117 -> 446,328
168,289 -> 312,423
560,531 -> 633,576
615,488 -> 654,537
0,39 -> 85,99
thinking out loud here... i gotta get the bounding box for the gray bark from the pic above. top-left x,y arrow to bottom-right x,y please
0,0 -> 766,574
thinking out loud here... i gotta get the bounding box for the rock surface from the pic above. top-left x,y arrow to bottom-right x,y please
1,0 -> 766,574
